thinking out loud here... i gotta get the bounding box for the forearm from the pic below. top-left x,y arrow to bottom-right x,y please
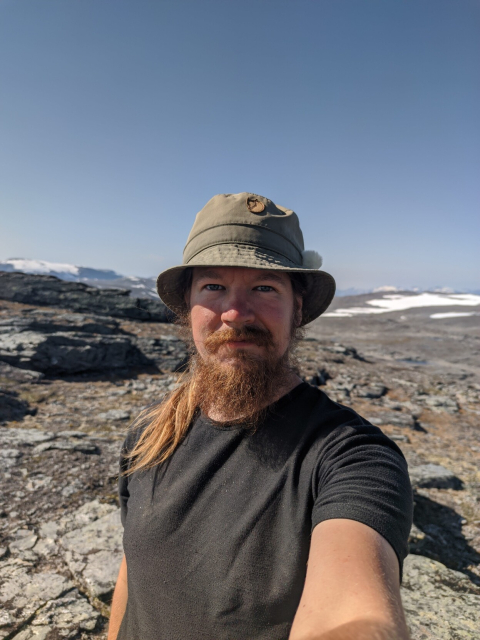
298,618 -> 410,640
108,556 -> 128,640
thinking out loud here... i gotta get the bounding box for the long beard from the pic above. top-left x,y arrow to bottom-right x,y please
188,325 -> 298,428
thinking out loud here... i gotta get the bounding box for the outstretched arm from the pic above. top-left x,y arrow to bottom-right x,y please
108,554 -> 128,640
289,519 -> 410,640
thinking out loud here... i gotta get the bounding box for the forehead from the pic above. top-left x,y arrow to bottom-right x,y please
191,266 -> 291,286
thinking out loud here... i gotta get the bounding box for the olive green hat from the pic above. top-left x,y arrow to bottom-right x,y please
156,192 -> 336,325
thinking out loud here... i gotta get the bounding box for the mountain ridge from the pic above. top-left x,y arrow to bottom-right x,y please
1,258 -> 478,298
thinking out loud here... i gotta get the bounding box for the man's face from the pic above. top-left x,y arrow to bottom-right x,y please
188,266 -> 301,368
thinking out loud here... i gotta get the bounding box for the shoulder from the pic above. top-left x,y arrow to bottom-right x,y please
292,384 -> 410,488
292,382 -> 400,446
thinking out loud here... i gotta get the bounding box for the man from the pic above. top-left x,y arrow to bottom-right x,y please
109,193 -> 413,640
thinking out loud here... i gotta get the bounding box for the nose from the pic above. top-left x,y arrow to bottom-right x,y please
220,290 -> 255,327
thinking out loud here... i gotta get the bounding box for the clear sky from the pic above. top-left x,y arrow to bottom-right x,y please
1,0 -> 479,291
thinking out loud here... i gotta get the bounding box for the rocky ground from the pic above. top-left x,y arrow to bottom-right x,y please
0,274 -> 479,639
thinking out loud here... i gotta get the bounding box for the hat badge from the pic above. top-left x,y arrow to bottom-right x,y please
246,196 -> 266,214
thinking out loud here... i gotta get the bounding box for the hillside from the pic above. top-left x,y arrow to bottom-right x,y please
0,273 -> 479,639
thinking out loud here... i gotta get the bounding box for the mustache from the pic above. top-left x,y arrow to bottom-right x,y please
203,325 -> 274,353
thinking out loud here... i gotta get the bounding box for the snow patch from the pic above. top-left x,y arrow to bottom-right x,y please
430,312 -> 478,319
1,259 -> 80,276
325,293 -> 480,318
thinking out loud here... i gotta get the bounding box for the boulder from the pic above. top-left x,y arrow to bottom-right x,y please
423,395 -> 460,413
98,409 -> 131,421
409,463 -> 463,490
0,330 -> 150,374
0,360 -> 44,382
368,411 -> 417,430
353,383 -> 387,399
0,388 -> 37,423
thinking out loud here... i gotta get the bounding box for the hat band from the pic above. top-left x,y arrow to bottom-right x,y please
185,241 -> 300,267
183,223 -> 303,266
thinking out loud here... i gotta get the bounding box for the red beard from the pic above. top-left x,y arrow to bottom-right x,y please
189,325 -> 297,427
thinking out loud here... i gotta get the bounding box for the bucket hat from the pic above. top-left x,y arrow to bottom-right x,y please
156,192 -> 336,325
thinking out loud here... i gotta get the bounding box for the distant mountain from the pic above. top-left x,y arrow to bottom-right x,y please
0,258 -> 159,299
0,259 -> 121,282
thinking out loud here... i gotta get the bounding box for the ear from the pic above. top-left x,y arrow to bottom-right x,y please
294,293 -> 303,327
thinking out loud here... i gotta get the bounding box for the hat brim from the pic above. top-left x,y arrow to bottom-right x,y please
156,244 -> 336,326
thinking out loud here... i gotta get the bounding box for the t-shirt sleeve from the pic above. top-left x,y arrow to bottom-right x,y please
311,423 -> 413,578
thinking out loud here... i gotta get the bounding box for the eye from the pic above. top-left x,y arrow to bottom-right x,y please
204,284 -> 225,291
255,285 -> 275,292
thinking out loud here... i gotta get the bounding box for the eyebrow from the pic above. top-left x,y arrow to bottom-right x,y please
194,269 -> 289,286
194,269 -> 224,280
254,272 -> 288,285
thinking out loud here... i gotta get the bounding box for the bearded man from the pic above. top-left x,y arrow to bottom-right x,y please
108,193 -> 413,640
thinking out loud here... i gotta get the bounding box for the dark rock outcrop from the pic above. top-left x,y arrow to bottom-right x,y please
410,463 -> 463,490
0,271 -> 170,322
0,309 -> 188,375
0,330 -> 150,374
0,388 -> 37,423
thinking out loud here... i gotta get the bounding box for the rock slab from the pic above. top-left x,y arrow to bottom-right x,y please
402,554 -> 480,639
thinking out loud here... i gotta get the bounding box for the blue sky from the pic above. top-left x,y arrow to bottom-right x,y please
1,0 -> 479,291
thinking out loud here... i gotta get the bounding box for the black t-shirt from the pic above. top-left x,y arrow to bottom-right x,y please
118,383 -> 413,640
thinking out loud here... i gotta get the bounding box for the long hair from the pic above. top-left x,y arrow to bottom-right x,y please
123,272 -> 306,476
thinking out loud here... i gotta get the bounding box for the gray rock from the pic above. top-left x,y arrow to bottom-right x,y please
0,427 -> 56,446
33,536 -> 59,557
0,329 -> 149,374
33,438 -> 99,454
31,501 -> 118,565
59,508 -> 123,597
0,388 -> 37,423
0,271 -> 169,322
38,520 -> 60,539
0,311 -> 121,336
0,360 -> 44,382
0,447 -> 22,468
9,529 -> 38,553
61,479 -> 85,497
423,395 -> 460,412
55,429 -> 88,438
134,335 -> 188,371
0,610 -> 17,627
326,344 -> 365,360
72,499 -> 117,527
98,408 -> 131,421
401,554 -> 480,639
30,588 -> 99,636
13,627 -> 51,640
389,433 -> 410,443
0,558 -> 74,638
354,383 -> 387,399
368,411 -> 416,429
24,474 -> 52,492
409,463 -> 463,489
